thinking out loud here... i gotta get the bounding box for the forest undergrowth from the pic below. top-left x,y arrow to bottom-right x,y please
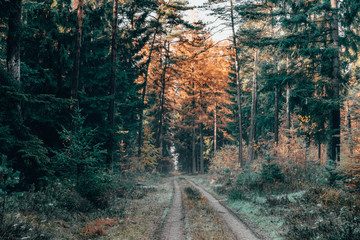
194,135 -> 360,240
0,173 -> 168,240
192,171 -> 360,240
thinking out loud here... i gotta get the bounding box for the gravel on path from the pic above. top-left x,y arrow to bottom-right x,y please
189,181 -> 261,240
160,179 -> 185,240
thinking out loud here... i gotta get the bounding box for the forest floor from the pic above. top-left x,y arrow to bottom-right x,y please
185,175 -> 285,239
3,171 -> 359,239
100,174 -> 261,240
188,180 -> 260,240
159,179 -> 185,240
8,173 -> 357,239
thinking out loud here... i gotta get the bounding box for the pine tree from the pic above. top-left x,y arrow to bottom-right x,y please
107,0 -> 119,167
6,0 -> 22,122
172,30 -> 231,173
71,0 -> 84,117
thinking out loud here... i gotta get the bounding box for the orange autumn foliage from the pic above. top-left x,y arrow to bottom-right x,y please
80,218 -> 117,238
173,31 -> 232,136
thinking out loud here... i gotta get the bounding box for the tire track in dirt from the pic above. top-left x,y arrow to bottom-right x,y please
189,180 -> 261,240
160,179 -> 185,240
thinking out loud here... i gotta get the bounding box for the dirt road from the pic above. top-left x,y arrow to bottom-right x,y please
160,179 -> 186,240
159,178 -> 260,240
189,181 -> 260,240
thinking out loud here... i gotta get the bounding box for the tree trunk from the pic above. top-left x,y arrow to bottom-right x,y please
347,101 -> 353,155
274,85 -> 279,145
273,9 -> 279,146
248,49 -> 258,164
157,77 -> 165,157
156,41 -> 169,157
200,124 -> 204,174
71,0 -> 83,110
70,0 -> 84,179
191,71 -> 197,174
7,0 -> 22,122
230,0 -> 244,168
138,16 -> 161,157
214,102 -> 217,157
327,0 -> 340,165
107,0 -> 118,167
286,56 -> 291,138
192,117 -> 196,174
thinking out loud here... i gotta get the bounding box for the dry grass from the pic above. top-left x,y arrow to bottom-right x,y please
101,178 -> 173,239
80,218 -> 118,238
179,180 -> 235,240
81,225 -> 106,238
189,175 -> 283,239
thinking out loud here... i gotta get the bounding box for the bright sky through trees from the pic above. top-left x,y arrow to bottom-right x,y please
186,0 -> 232,42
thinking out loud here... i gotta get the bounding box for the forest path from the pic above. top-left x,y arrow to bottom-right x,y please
188,180 -> 261,240
160,179 -> 186,240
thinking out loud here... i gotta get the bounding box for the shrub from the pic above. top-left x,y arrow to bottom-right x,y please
0,154 -> 20,224
0,214 -> 52,240
259,156 -> 284,184
286,204 -> 360,240
234,168 -> 261,190
57,187 -> 93,212
218,168 -> 234,186
225,168 -> 260,200
184,187 -> 201,200
53,108 -> 111,206
285,187 -> 360,240
228,187 -> 246,200
229,159 -> 285,198
209,145 -> 239,173
265,195 -> 290,206
76,169 -> 113,208
6,180 -> 94,224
